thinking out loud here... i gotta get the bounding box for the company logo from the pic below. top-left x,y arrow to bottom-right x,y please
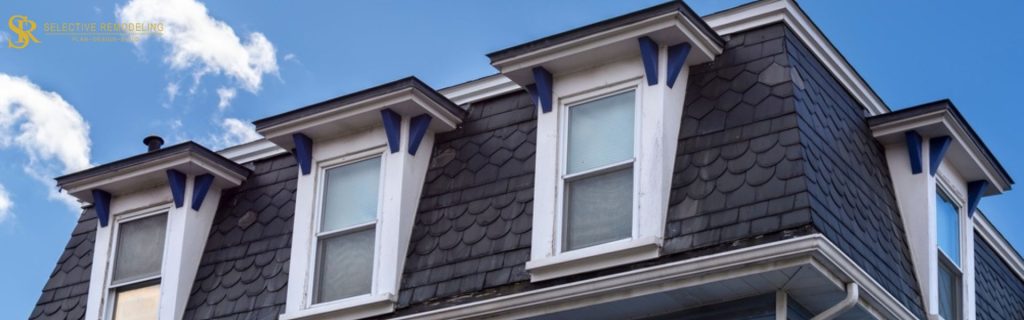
7,15 -> 40,49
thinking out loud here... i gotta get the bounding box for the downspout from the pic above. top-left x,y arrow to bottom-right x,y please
811,283 -> 860,320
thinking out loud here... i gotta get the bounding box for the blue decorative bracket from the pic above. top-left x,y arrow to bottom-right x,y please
928,136 -> 952,176
666,42 -> 692,88
638,37 -> 659,86
408,114 -> 432,156
905,131 -> 923,174
966,180 -> 988,218
532,67 -> 553,113
292,133 -> 313,175
191,174 -> 215,211
381,109 -> 402,153
92,189 -> 111,227
166,169 -> 186,208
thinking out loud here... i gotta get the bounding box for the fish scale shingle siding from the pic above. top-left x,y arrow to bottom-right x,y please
183,154 -> 296,320
30,211 -> 96,320
976,233 -> 1024,319
782,23 -> 925,317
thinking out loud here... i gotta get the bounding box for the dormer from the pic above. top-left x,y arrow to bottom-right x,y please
869,100 -> 1014,320
253,77 -> 464,319
487,1 -> 723,281
56,138 -> 250,320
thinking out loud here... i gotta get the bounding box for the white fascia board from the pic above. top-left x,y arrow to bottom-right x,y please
438,74 -> 521,107
62,153 -> 248,203
492,11 -> 721,86
391,235 -> 919,320
703,0 -> 888,116
257,88 -> 461,150
974,212 -> 1024,282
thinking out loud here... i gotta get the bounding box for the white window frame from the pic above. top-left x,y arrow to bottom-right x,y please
554,82 -> 642,255
308,148 -> 387,307
527,53 -> 690,282
105,205 -> 170,319
935,174 -> 973,320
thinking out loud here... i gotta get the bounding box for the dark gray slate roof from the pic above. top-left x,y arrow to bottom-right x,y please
396,90 -> 537,312
183,154 -> 296,320
976,233 -> 1024,319
781,23 -> 925,316
30,210 -> 95,320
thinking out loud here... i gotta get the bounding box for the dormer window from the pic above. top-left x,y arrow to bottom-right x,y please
487,1 -> 723,281
110,211 -> 167,319
253,77 -> 463,319
936,189 -> 961,319
869,100 -> 1014,320
56,140 -> 250,320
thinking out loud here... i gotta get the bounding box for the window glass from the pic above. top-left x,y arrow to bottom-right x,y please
936,191 -> 960,266
113,214 -> 167,284
566,91 -> 635,174
316,228 -> 375,302
938,261 -> 960,320
565,167 -> 633,250
321,157 -> 381,232
113,283 -> 160,320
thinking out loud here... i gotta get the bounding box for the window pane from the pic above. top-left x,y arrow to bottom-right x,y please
936,191 -> 960,266
113,214 -> 167,284
321,157 -> 381,232
564,167 -> 633,251
938,262 -> 960,320
316,228 -> 374,303
113,283 -> 160,320
566,91 -> 635,174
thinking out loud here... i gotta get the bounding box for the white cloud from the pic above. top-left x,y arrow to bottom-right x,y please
216,87 -> 236,110
166,82 -> 180,102
208,118 -> 260,149
0,73 -> 92,214
118,0 -> 278,93
0,184 -> 11,224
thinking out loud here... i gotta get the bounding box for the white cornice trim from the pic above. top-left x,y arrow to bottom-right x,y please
703,0 -> 888,116
439,75 -> 521,107
391,234 -> 918,320
218,139 -> 288,164
974,212 -> 1024,282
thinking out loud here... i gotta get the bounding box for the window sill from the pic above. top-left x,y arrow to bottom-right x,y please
525,237 -> 661,282
280,294 -> 394,320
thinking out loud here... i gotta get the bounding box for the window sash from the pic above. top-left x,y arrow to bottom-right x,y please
111,281 -> 161,320
311,154 -> 384,305
558,88 -> 639,253
936,190 -> 961,267
937,255 -> 962,320
111,213 -> 167,286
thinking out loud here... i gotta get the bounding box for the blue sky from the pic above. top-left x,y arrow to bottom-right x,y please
0,0 -> 1022,317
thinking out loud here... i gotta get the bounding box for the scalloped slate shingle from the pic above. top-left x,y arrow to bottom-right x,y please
29,210 -> 95,320
182,154 -> 296,320
976,233 -> 1024,319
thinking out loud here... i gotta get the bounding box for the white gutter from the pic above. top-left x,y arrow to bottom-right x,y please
811,282 -> 860,320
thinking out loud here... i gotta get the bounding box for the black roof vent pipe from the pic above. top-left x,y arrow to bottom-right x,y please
143,135 -> 164,152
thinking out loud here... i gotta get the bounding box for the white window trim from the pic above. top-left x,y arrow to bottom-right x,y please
935,171 -> 975,320
309,148 -> 387,306
528,49 -> 690,282
284,121 -> 435,319
105,205 -> 169,318
554,81 -> 642,254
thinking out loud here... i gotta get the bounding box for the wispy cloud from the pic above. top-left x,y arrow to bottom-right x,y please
0,184 -> 12,224
207,118 -> 260,150
216,87 -> 236,110
118,0 -> 278,95
0,73 -> 92,216
166,82 -> 180,102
